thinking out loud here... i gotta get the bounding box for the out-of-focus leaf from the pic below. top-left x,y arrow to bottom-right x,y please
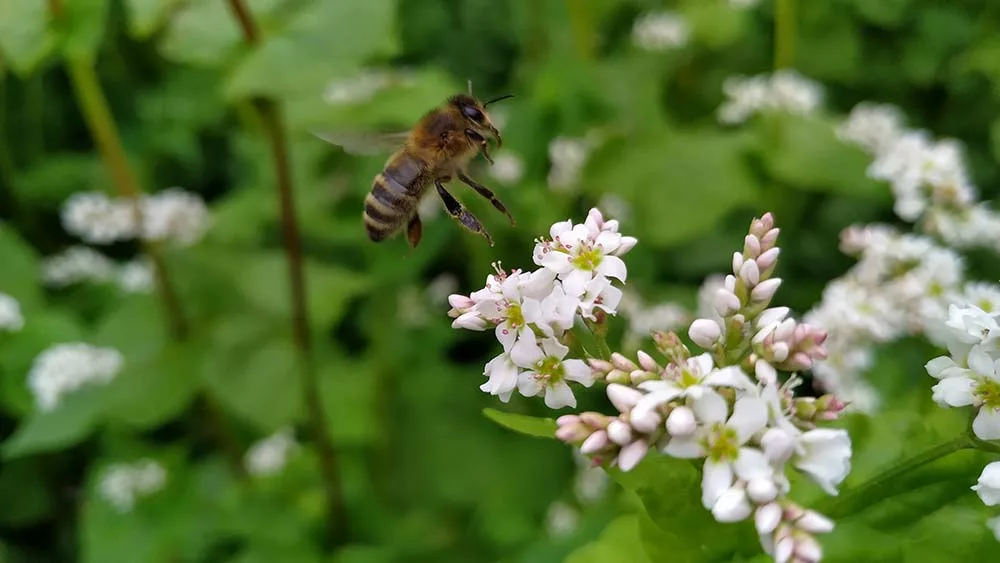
2,387 -> 107,459
0,224 -> 42,309
123,0 -> 182,39
990,118 -> 1000,164
59,0 -> 109,62
582,128 -> 759,246
796,11 -> 861,82
157,0 -> 243,67
564,515 -> 651,563
0,1 -> 57,76
0,310 -> 85,415
91,295 -> 168,361
759,115 -> 888,199
103,342 -> 202,429
12,153 -> 104,206
318,358 -> 381,446
679,0 -> 746,49
851,0 -> 911,27
959,37 -> 1000,99
224,0 -> 397,100
483,408 -> 558,439
0,458 -> 53,526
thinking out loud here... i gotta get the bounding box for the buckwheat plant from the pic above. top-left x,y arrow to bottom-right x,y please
448,209 -> 852,561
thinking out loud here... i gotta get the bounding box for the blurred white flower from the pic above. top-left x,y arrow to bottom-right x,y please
117,258 -> 155,294
245,427 -> 297,477
836,102 -> 906,155
729,0 -> 761,7
632,11 -> 689,52
547,136 -> 593,191
41,245 -> 117,288
27,343 -> 124,411
545,500 -> 579,537
61,192 -> 138,245
717,70 -> 822,125
322,70 -> 396,105
98,458 -> 167,513
489,152 -> 524,184
140,188 -> 211,247
60,188 -> 210,247
0,292 -> 24,332
596,194 -> 631,224
988,516 -> 1000,542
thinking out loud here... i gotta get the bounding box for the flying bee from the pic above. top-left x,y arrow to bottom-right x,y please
314,85 -> 516,248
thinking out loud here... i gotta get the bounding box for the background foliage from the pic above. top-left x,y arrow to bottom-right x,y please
2,0 -> 1000,561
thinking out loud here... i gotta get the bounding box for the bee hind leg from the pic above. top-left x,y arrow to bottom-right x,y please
434,180 -> 494,246
457,171 -> 515,226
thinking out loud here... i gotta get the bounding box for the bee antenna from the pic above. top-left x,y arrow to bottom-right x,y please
484,94 -> 514,107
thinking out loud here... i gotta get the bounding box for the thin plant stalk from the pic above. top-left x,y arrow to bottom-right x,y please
774,0 -> 796,70
225,0 -> 347,544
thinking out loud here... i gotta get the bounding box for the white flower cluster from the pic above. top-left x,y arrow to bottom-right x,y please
803,224 -> 984,412
925,306 -> 1000,541
631,11 -> 690,52
61,188 -> 210,247
973,462 -> 1000,541
838,102 -> 1000,251
553,213 -> 849,561
717,70 -> 823,125
547,136 -> 596,191
41,245 -> 154,294
489,152 -> 525,184
244,427 -> 297,477
448,208 -> 637,409
0,292 -> 24,332
27,343 -> 124,411
98,458 -> 167,513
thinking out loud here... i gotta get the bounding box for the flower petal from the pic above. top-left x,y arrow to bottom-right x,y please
734,447 -> 772,481
711,486 -> 752,523
703,365 -> 757,391
973,407 -> 1000,441
562,268 -> 593,297
510,329 -> 544,368
541,336 -> 569,360
545,381 -> 577,409
728,397 -> 769,443
693,390 -> 729,424
596,255 -> 628,282
562,359 -> 594,386
930,376 -> 976,407
516,372 -> 541,397
701,460 -> 734,509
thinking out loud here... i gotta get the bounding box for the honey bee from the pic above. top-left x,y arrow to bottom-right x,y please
315,84 -> 516,248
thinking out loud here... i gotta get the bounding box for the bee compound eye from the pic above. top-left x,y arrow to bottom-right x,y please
462,105 -> 485,123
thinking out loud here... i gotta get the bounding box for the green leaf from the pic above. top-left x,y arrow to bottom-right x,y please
224,0 -> 397,100
679,0 -> 746,49
0,224 -> 42,310
317,358 -> 381,446
157,0 -> 243,67
0,1 -> 58,76
103,342 -> 202,430
0,458 -> 54,527
123,0 -> 182,39
12,153 -> 105,207
758,114 -> 888,200
2,386 -> 107,459
851,0 -> 911,27
0,309 -> 86,415
482,408 -> 557,439
582,128 -> 759,247
564,515 -> 652,563
59,0 -> 109,62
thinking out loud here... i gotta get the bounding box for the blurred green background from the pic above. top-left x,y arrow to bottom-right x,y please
3,0 -> 1000,561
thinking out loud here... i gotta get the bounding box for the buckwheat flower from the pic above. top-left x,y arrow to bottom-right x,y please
245,427 -> 297,477
547,136 -> 593,191
973,462 -> 1000,506
0,292 -> 24,332
836,102 -> 906,155
481,352 -> 520,402
545,500 -> 579,537
512,330 -> 594,409
631,11 -> 689,52
97,458 -> 167,513
140,188 -> 211,246
717,71 -> 822,125
635,355 -> 757,428
322,69 -> 396,105
578,276 -> 623,321
489,152 -> 524,184
117,258 -> 155,294
929,344 -> 1000,440
27,343 -> 124,411
533,221 -> 629,297
40,245 -> 117,288
792,429 -> 852,495
954,282 -> 1000,315
61,192 -> 137,244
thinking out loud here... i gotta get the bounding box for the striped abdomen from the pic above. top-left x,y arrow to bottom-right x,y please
363,153 -> 428,242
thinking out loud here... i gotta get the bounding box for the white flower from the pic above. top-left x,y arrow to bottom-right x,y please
635,355 -> 757,430
972,461 -> 1000,506
534,223 -> 628,297
631,11 -> 689,52
578,276 -> 623,321
988,516 -> 1000,542
929,345 -> 1000,440
41,245 -> 117,288
97,458 -> 167,513
717,71 -> 822,125
0,292 -> 24,332
322,69 -> 397,105
511,330 -> 593,409
836,102 -> 906,155
480,353 -> 519,402
792,429 -> 852,496
61,192 -> 137,245
140,188 -> 211,246
547,136 -> 593,191
489,153 -> 524,184
117,258 -> 155,294
244,427 -> 297,477
27,343 -> 124,411
942,304 -> 1000,350
545,500 -> 579,537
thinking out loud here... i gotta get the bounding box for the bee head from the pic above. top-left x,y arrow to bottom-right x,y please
449,92 -> 512,148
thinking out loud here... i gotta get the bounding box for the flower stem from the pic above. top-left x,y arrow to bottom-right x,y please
225,0 -> 348,545
822,435 -> 973,518
584,318 -> 613,361
774,0 -> 796,70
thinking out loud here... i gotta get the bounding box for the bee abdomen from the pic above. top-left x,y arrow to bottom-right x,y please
363,172 -> 418,242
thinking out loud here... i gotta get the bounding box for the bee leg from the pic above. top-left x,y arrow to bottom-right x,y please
406,214 -> 423,248
457,170 -> 515,226
465,128 -> 494,165
435,180 -> 494,246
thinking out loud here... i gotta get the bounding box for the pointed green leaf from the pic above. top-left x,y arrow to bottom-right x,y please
0,1 -> 57,76
482,408 -> 558,438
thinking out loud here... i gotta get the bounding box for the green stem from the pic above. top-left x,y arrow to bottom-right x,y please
565,0 -> 595,60
0,54 -> 16,186
585,318 -> 612,361
774,0 -> 796,70
226,0 -> 348,546
823,436 -> 973,518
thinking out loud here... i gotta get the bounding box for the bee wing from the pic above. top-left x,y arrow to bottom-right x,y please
312,130 -> 411,156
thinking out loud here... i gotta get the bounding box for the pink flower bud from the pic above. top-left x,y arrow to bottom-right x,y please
775,319 -> 796,341
688,318 -> 722,348
451,312 -> 488,330
714,289 -> 742,316
606,369 -> 629,384
796,510 -> 834,534
761,228 -> 780,249
653,331 -> 690,363
755,503 -> 782,535
579,412 -> 610,428
751,278 -> 782,302
557,414 -> 580,426
588,359 -> 613,374
448,294 -> 475,310
744,234 -> 761,257
629,369 -> 655,385
770,342 -> 790,363
774,529 -> 795,563
555,423 -> 590,442
637,350 -> 659,372
629,403 -> 663,433
611,352 -> 638,372
585,207 -> 605,229
615,236 -> 638,256
747,477 -> 778,504
580,430 -> 609,454
732,252 -> 745,275
787,352 -> 813,371
666,406 -> 696,437
607,420 -> 634,445
616,439 -> 649,471
757,247 -> 780,272
606,384 -> 643,413
793,534 -> 822,562
739,259 -> 760,286
603,219 -> 620,232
